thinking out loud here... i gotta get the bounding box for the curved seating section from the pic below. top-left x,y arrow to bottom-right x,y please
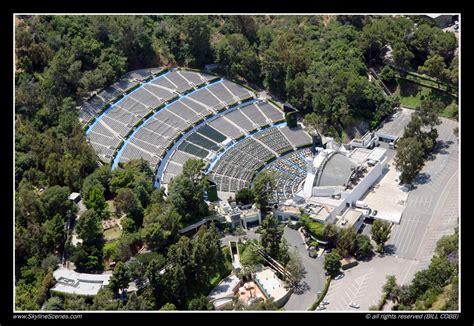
206,125 -> 312,194
79,68 -> 162,125
118,79 -> 255,168
80,67 -> 313,196
82,68 -> 217,162
264,148 -> 313,202
161,100 -> 285,184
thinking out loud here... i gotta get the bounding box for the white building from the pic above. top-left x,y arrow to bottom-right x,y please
207,274 -> 241,310
216,201 -> 262,229
253,267 -> 291,307
289,146 -> 388,225
50,267 -> 112,296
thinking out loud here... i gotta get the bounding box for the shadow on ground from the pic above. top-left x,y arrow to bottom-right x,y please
413,172 -> 431,185
433,140 -> 453,155
357,251 -> 377,262
292,281 -> 311,295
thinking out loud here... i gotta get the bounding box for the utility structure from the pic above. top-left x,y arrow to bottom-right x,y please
245,240 -> 295,284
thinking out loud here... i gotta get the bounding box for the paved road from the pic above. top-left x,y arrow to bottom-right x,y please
325,118 -> 459,311
282,226 -> 325,311
219,227 -> 261,246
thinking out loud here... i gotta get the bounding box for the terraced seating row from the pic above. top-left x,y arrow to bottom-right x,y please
206,126 -> 312,194
255,127 -> 293,154
120,82 -> 256,176
257,102 -> 285,123
84,69 -> 215,163
264,148 -> 313,202
195,125 -> 227,143
279,126 -> 313,148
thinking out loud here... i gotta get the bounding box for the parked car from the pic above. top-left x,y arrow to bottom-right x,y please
349,302 -> 360,309
316,304 -> 326,311
334,273 -> 345,280
321,300 -> 330,305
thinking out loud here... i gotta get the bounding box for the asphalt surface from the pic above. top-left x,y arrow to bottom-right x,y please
282,226 -> 325,311
388,117 -> 459,274
325,117 -> 459,311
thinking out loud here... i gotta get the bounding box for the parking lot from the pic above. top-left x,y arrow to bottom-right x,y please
324,117 -> 459,311
324,254 -> 416,311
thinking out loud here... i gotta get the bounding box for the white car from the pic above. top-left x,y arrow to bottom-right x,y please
349,302 -> 360,309
321,300 -> 330,305
316,305 -> 326,311
334,273 -> 345,280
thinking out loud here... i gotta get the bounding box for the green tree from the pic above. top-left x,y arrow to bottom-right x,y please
43,296 -> 64,311
324,251 -> 342,277
392,42 -> 414,70
355,234 -> 373,257
418,54 -> 447,87
260,215 -> 284,259
85,186 -> 108,219
114,188 -> 144,225
379,65 -> 396,83
41,254 -> 60,271
41,185 -> 77,220
122,292 -> 149,310
109,261 -> 132,294
91,287 -> 119,310
167,174 -> 208,223
252,170 -> 276,211
160,303 -> 177,311
371,219 -> 391,253
141,223 -> 167,252
182,16 -> 212,67
120,217 -> 136,234
336,227 -> 357,257
383,275 -> 398,300
214,33 -> 260,82
235,188 -> 255,206
394,137 -> 425,184
76,209 -> 103,248
63,296 -> 89,310
285,248 -> 306,287
239,242 -> 263,273
323,224 -> 340,248
42,213 -> 67,253
188,295 -> 212,310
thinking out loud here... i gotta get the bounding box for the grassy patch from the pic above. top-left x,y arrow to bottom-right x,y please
301,215 -> 325,240
104,226 -> 122,241
429,284 -> 453,310
394,78 -> 457,111
106,200 -> 116,215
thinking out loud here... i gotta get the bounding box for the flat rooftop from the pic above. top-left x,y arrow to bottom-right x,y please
208,274 -> 240,302
337,209 -> 363,228
277,205 -> 301,214
361,161 -> 408,224
254,268 -> 288,302
349,148 -> 372,164
376,108 -> 414,141
51,267 -> 112,296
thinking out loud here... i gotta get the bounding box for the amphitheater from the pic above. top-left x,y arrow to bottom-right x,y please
80,67 -> 313,198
